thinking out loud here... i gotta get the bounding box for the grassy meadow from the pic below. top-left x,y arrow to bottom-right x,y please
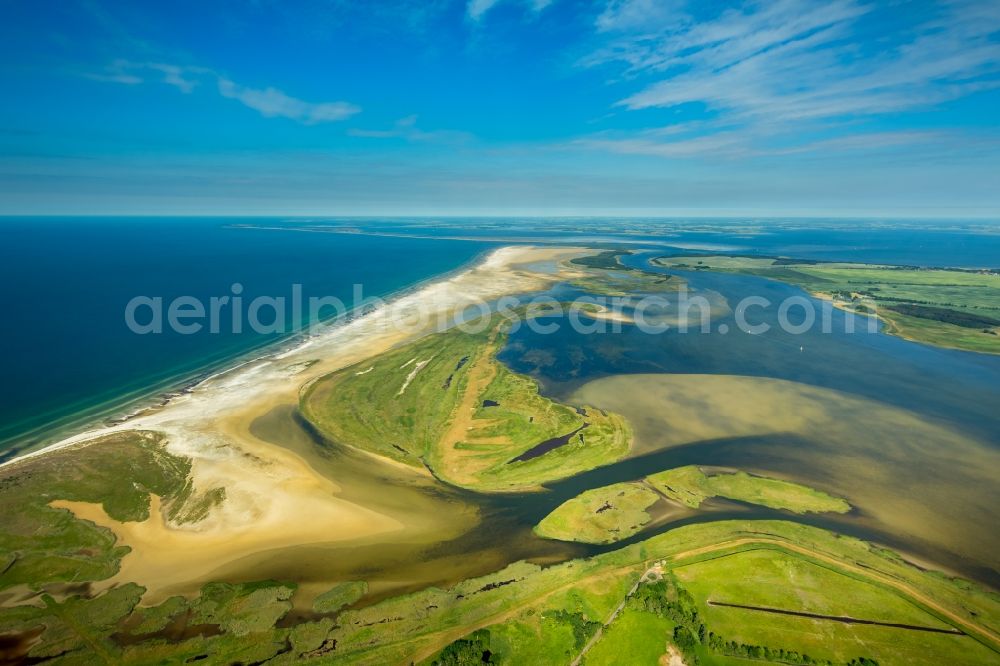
674,548 -> 997,666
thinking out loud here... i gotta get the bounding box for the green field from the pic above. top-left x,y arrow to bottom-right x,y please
653,255 -> 1000,353
413,521 -> 1000,666
535,481 -> 661,544
674,548 -> 997,666
583,607 -> 673,666
535,466 -> 850,545
300,315 -> 631,492
647,466 -> 851,514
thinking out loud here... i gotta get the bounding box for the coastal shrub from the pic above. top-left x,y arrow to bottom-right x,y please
432,629 -> 493,665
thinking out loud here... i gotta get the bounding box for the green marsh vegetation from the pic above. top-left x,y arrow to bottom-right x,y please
535,482 -> 661,544
0,431 -> 221,593
654,255 -> 1000,353
646,466 -> 851,514
1,579 -> 336,664
312,580 -> 368,613
568,249 -> 685,297
535,466 -> 849,545
300,314 -> 631,492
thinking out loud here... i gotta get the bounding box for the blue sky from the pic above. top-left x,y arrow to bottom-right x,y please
1,0 -> 998,216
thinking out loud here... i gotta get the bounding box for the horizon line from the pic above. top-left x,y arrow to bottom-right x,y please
2,213 -> 1000,222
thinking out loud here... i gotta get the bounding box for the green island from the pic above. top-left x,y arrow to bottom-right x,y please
647,466 -> 852,514
653,255 -> 1000,353
300,313 -> 631,492
535,466 -> 850,545
568,249 -> 685,297
535,482 -> 662,544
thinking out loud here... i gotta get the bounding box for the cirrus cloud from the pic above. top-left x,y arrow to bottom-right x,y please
89,60 -> 360,124
580,0 -> 1000,158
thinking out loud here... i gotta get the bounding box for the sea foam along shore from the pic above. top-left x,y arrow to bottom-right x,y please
5,245 -> 589,596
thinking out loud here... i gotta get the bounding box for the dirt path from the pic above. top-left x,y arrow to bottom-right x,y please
570,566 -> 661,666
660,645 -> 687,666
434,328 -> 503,485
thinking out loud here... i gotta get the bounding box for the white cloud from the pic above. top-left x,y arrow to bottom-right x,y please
582,0 -> 1000,158
89,61 -> 360,124
467,0 -> 554,21
574,123 -> 960,161
347,115 -> 472,142
595,0 -> 685,33
577,132 -> 750,158
147,63 -> 200,94
607,0 -> 1000,120
87,59 -> 209,92
216,79 -> 360,124
86,71 -> 144,85
468,0 -> 501,20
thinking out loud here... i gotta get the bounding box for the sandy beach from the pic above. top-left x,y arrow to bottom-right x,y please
9,245 -> 587,597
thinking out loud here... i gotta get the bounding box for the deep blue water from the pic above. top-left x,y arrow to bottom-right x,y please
0,218 -> 495,452
1,216 -> 998,455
